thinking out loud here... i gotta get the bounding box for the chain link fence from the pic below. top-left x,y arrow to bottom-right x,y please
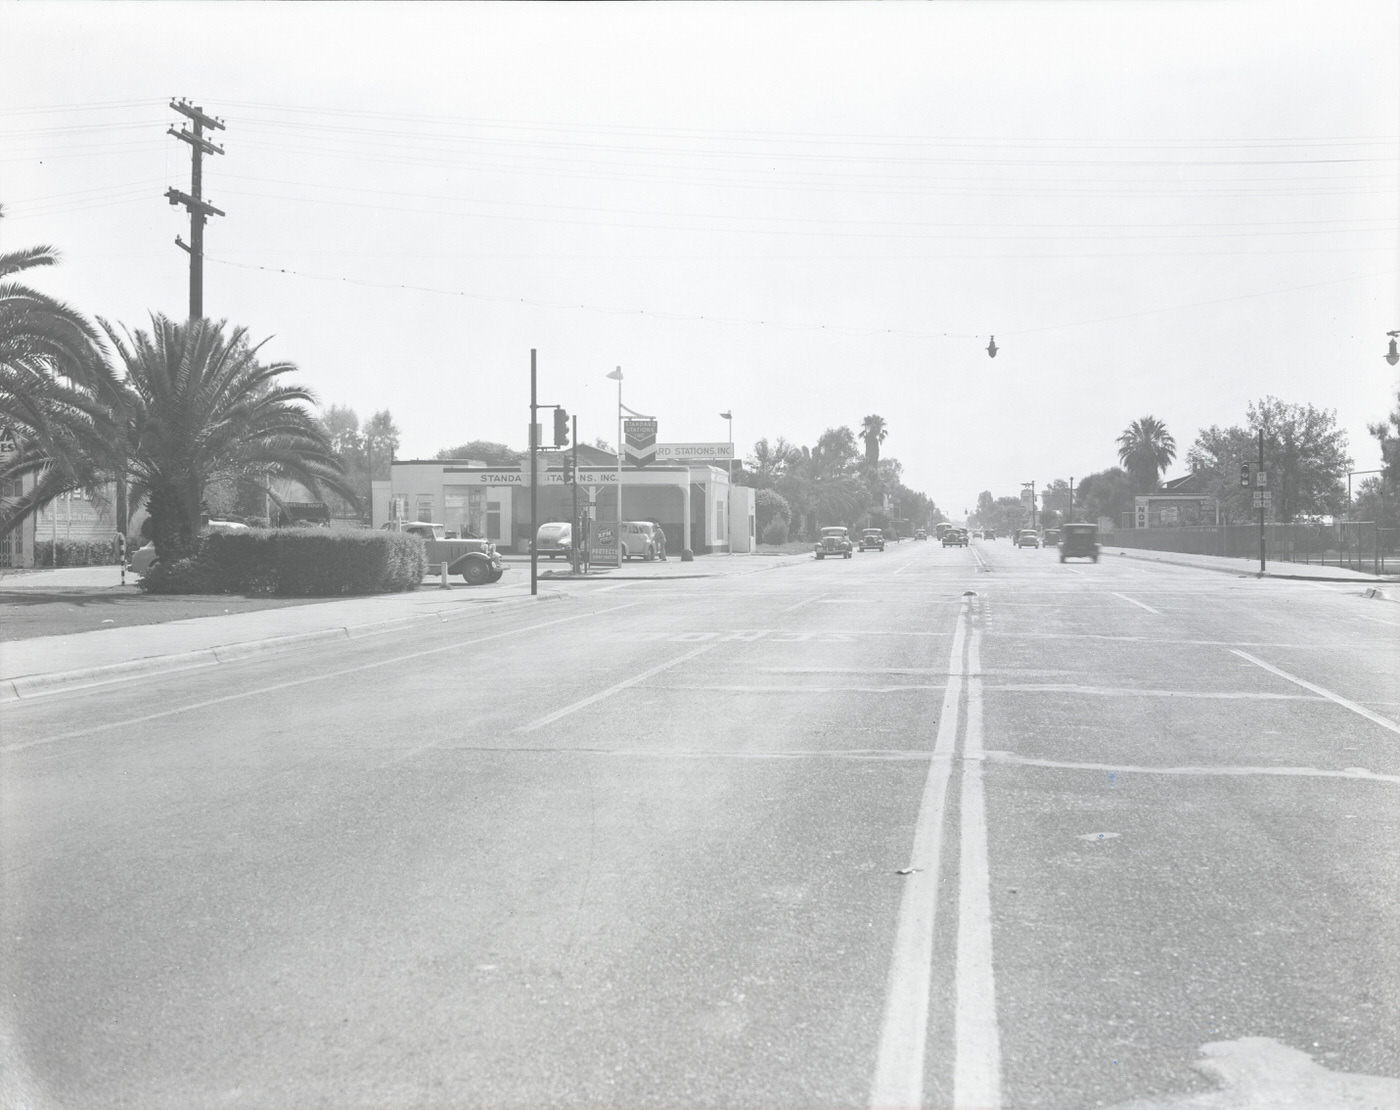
1106,522 -> 1396,573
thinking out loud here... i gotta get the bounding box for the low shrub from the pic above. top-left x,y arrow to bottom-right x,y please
761,518 -> 789,545
140,529 -> 426,595
36,539 -> 121,567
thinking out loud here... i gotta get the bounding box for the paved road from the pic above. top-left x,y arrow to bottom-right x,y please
3,540 -> 1397,1109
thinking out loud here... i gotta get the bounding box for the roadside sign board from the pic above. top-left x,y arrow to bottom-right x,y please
624,420 -> 658,467
1252,491 -> 1272,508
590,523 -> 620,567
0,426 -> 17,459
655,443 -> 733,462
1255,471 -> 1268,488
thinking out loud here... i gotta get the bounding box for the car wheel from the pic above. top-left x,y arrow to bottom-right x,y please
488,570 -> 504,582
1092,554 -> 1099,563
1059,553 -> 1066,563
844,551 -> 852,559
816,553 -> 824,560
644,547 -> 655,562
462,560 -> 490,585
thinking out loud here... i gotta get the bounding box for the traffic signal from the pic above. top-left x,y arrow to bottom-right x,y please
1239,463 -> 1250,487
561,457 -> 576,484
553,408 -> 570,447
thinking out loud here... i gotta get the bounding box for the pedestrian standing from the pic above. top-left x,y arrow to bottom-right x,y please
654,521 -> 667,560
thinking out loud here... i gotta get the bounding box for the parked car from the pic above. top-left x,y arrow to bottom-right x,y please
621,521 -> 658,561
1015,529 -> 1040,548
942,528 -> 968,547
1059,522 -> 1100,563
129,519 -> 250,575
534,521 -> 572,560
383,520 -> 505,584
814,526 -> 854,559
859,528 -> 886,551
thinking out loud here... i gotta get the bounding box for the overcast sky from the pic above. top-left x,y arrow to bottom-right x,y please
3,1 -> 1397,517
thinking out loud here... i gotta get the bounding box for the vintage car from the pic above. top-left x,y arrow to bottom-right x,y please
621,521 -> 659,561
915,528 -> 927,541
534,521 -> 572,560
941,528 -> 968,547
1015,529 -> 1040,548
814,526 -> 854,559
859,528 -> 886,552
383,521 -> 505,584
1059,522 -> 1101,563
1042,528 -> 1062,548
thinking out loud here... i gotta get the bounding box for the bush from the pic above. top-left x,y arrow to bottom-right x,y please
140,528 -> 427,595
36,539 -> 121,567
754,488 -> 791,535
761,518 -> 789,545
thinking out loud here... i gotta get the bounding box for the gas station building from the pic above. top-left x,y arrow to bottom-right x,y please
374,445 -> 756,555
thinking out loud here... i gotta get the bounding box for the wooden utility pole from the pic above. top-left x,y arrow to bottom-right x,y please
165,99 -> 226,321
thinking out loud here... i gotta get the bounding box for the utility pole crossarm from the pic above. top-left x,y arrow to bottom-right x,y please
164,188 -> 225,218
167,126 -> 224,157
169,98 -> 225,131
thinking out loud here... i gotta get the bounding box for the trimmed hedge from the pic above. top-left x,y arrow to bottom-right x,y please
35,539 -> 122,567
140,528 -> 427,596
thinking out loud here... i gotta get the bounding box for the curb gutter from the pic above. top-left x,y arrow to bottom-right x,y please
0,590 -> 563,704
1107,548 -> 1398,585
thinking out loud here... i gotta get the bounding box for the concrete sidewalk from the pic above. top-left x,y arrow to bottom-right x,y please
1102,546 -> 1399,584
0,553 -> 809,701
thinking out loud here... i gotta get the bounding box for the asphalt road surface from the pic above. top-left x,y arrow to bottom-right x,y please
3,540 -> 1397,1110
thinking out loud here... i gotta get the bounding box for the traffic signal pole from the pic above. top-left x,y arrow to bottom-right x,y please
530,350 -> 538,597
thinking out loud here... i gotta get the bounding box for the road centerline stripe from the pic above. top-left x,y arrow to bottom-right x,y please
1230,649 -> 1400,736
519,643 -> 719,733
870,599 -> 968,1109
955,619 -> 1002,1108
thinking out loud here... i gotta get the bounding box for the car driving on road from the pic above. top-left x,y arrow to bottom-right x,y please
1059,522 -> 1100,563
859,528 -> 886,551
1015,529 -> 1040,548
814,526 -> 854,559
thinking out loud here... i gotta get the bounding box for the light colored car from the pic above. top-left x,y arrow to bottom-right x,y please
534,521 -> 572,560
129,520 -> 250,575
1015,529 -> 1040,548
859,528 -> 886,551
621,521 -> 658,561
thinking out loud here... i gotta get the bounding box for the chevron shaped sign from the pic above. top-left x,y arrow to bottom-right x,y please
624,419 -> 657,467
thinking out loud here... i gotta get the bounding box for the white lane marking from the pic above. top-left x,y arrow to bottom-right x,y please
1097,1037 -> 1399,1110
519,643 -> 719,732
1230,650 -> 1400,736
870,600 -> 967,1110
955,620 -> 1002,1107
982,751 -> 1400,785
781,594 -> 827,613
990,684 -> 1319,701
2,606 -> 641,753
1112,592 -> 1161,613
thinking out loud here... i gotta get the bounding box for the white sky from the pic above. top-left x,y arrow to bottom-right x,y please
3,0 -> 1397,517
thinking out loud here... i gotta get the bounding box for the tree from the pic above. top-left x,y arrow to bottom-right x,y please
104,315 -> 353,562
860,414 -> 887,468
1189,397 -> 1351,523
748,436 -> 797,491
1074,467 -> 1135,527
1116,416 -> 1177,493
0,212 -> 115,534
434,440 -> 523,466
362,410 -> 399,480
1369,388 -> 1399,485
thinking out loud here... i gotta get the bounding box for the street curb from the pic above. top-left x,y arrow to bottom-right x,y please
0,590 -> 564,703
1106,548 -> 1398,585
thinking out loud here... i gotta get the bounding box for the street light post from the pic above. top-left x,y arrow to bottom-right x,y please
607,367 -> 624,561
720,410 -> 733,554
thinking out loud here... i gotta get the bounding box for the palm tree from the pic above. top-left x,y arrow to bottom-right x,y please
1116,416 -> 1177,493
0,213 -> 115,535
860,414 -> 887,468
102,314 -> 354,561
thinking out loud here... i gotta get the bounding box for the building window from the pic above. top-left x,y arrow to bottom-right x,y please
486,500 -> 501,541
415,495 -> 434,522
